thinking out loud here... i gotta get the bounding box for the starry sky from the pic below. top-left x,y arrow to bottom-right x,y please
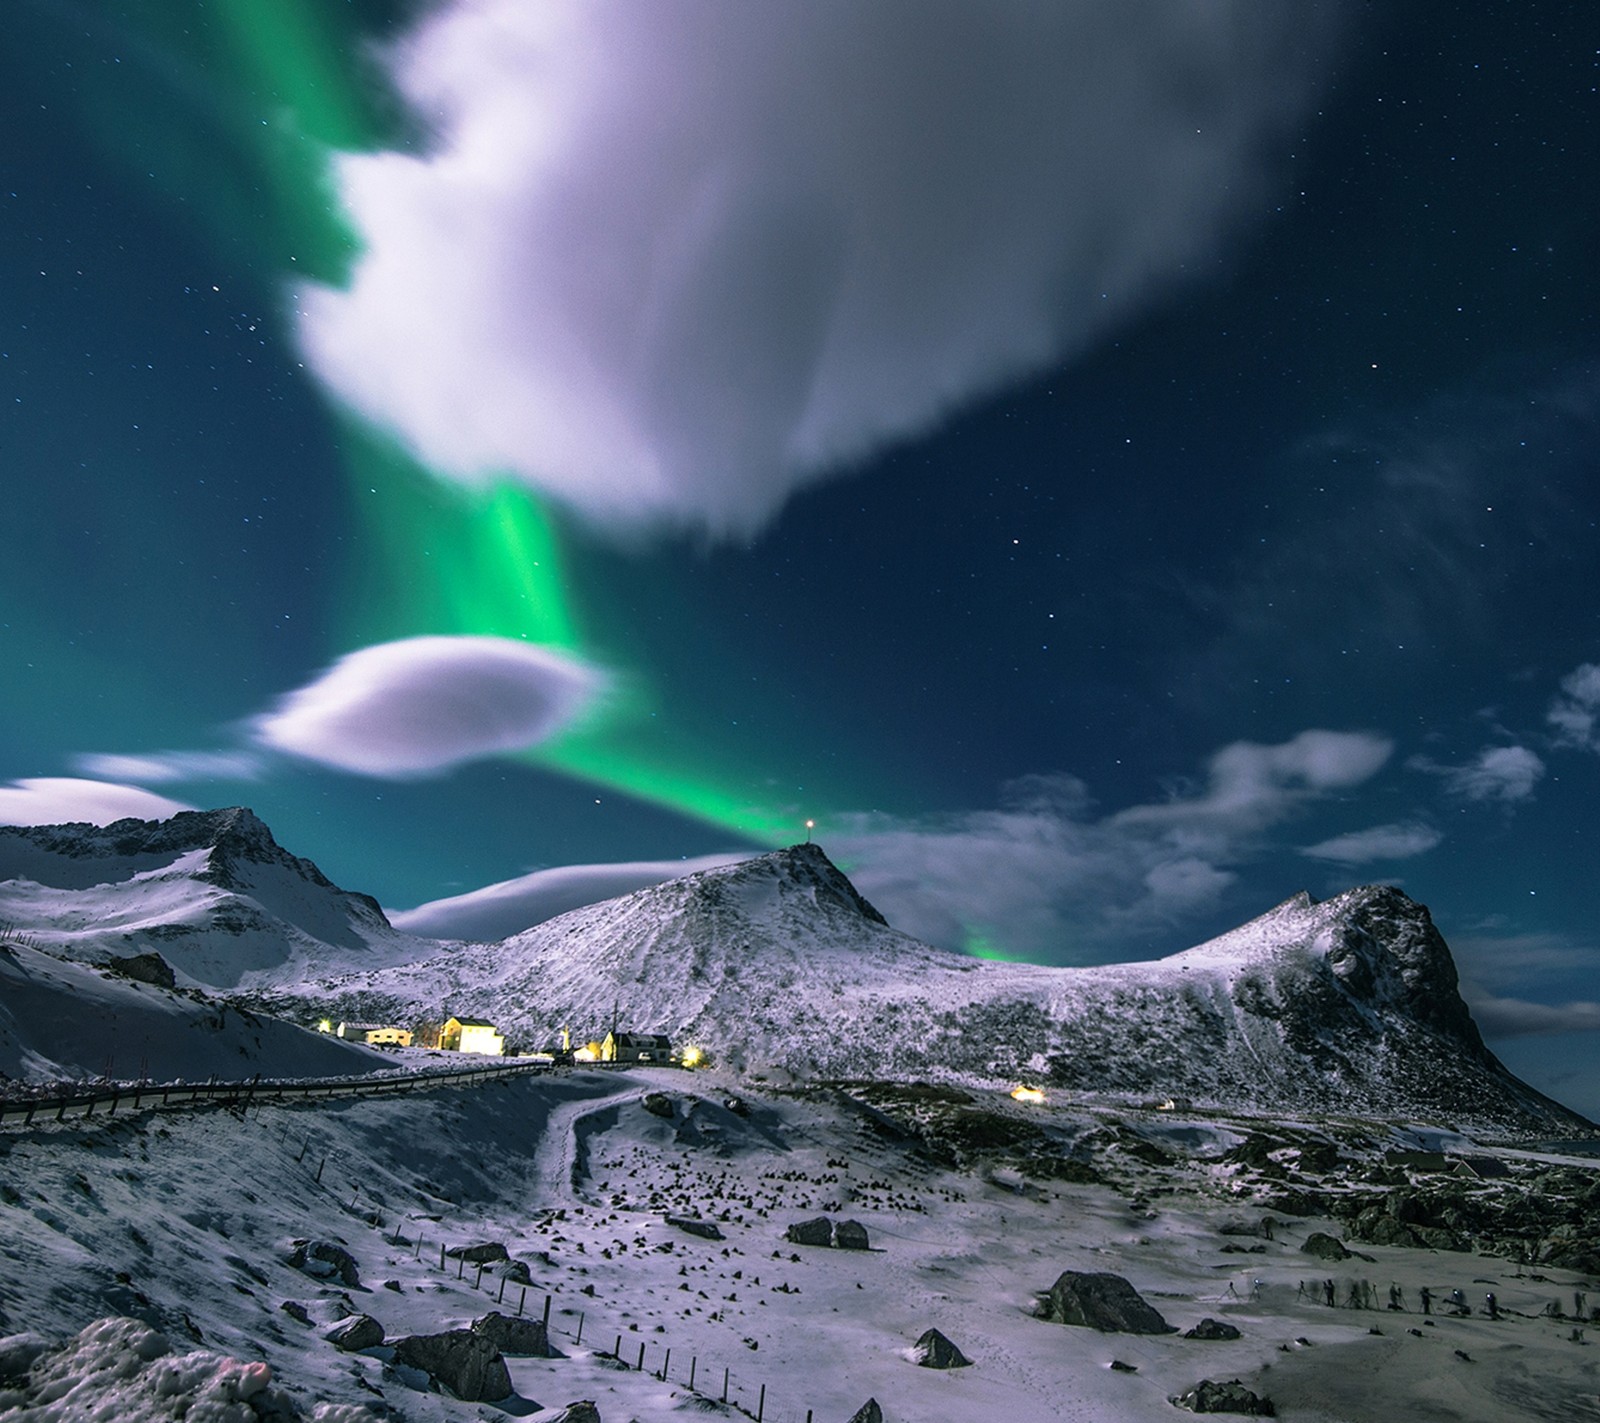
4,2 -> 1600,1115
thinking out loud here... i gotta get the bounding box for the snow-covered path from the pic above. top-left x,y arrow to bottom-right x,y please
530,1074 -> 649,1207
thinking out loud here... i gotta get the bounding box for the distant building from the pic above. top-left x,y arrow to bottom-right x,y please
440,1016 -> 505,1056
336,1022 -> 414,1048
602,1031 -> 674,1064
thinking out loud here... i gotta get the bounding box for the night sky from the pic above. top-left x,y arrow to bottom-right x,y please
4,3 -> 1599,1114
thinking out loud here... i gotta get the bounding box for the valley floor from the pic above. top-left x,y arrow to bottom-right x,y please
0,1067 -> 1597,1422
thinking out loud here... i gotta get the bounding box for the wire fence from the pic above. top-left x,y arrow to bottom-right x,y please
0,1059 -> 559,1128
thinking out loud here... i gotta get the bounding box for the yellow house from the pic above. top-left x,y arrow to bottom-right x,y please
440,1016 -> 504,1056
337,1022 -> 413,1047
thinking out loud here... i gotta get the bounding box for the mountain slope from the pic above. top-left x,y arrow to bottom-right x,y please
0,807 -> 441,989
263,842 -> 1592,1137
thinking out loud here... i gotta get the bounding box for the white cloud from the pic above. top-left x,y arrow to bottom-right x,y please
1549,662 -> 1600,750
392,853 -> 747,941
73,751 -> 264,785
1445,744 -> 1545,802
0,778 -> 192,828
833,729 -> 1390,961
298,0 -> 1342,538
253,636 -> 604,777
1301,821 -> 1443,865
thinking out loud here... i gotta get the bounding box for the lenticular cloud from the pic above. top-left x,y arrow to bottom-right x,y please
254,636 -> 603,777
299,0 -> 1343,539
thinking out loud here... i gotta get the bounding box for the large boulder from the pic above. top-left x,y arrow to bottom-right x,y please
1036,1271 -> 1173,1334
472,1311 -> 551,1357
785,1218 -> 834,1248
446,1242 -> 510,1264
666,1215 -> 724,1241
530,1404 -> 601,1423
911,1328 -> 970,1369
326,1314 -> 384,1352
1300,1232 -> 1351,1262
846,1401 -> 883,1423
642,1092 -> 676,1119
392,1329 -> 512,1402
287,1239 -> 360,1288
1171,1378 -> 1276,1415
834,1219 -> 871,1251
106,952 -> 176,989
1184,1318 -> 1242,1341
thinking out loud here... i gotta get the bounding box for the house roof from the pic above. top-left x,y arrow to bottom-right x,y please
448,1016 -> 499,1029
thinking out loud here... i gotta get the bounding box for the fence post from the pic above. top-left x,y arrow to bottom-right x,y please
722,1368 -> 729,1403
636,1341 -> 645,1372
497,1274 -> 506,1304
757,1384 -> 765,1422
518,1287 -> 526,1317
457,1256 -> 465,1280
614,1335 -> 622,1360
440,1244 -> 446,1271
475,1263 -> 485,1290
576,1312 -> 584,1346
661,1347 -> 670,1381
414,1237 -> 423,1259
543,1294 -> 551,1329
689,1357 -> 696,1392
315,1157 -> 325,1184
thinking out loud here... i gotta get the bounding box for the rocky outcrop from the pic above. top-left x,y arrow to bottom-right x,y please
1036,1272 -> 1173,1334
1300,1232 -> 1351,1261
472,1311 -> 551,1357
325,1314 -> 384,1351
785,1218 -> 834,1248
911,1328 -> 970,1368
834,1219 -> 871,1250
287,1239 -> 360,1288
846,1401 -> 883,1423
446,1242 -> 509,1264
392,1329 -> 512,1402
1171,1378 -> 1276,1415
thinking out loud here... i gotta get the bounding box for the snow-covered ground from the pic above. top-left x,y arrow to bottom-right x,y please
2,1067 -> 1597,1421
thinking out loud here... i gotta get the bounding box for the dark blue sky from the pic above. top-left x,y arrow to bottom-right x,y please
3,2 -> 1599,1113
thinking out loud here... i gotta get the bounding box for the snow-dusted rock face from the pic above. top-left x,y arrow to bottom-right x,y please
0,808 -> 438,989
280,843 -> 1588,1138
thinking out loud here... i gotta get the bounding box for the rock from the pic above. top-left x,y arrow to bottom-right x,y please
724,1096 -> 750,1116
530,1404 -> 601,1423
665,1215 -> 724,1241
846,1400 -> 883,1423
785,1217 -> 834,1248
279,1301 -> 311,1326
1185,1318 -> 1243,1341
392,1329 -> 512,1402
498,1259 -> 534,1284
1109,1359 -> 1138,1373
106,952 -> 176,989
287,1239 -> 360,1287
472,1311 -> 551,1357
834,1219 -> 871,1251
911,1327 -> 971,1368
1036,1271 -> 1173,1334
642,1092 -> 676,1119
326,1313 -> 384,1351
1171,1378 -> 1277,1415
446,1242 -> 509,1264
1300,1232 -> 1351,1261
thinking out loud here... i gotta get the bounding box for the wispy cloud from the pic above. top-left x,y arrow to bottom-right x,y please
298,0 -> 1341,538
253,636 -> 605,777
73,750 -> 264,785
1409,744 -> 1545,804
1301,820 -> 1442,864
392,853 -> 747,941
1548,662 -> 1600,751
1466,993 -> 1600,1039
0,778 -> 192,828
833,729 -> 1391,961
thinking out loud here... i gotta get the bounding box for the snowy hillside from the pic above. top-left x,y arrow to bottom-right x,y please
0,807 -> 443,990
261,842 -> 1590,1138
0,936 -> 385,1084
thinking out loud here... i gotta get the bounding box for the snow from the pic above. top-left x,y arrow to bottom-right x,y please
2,1068 -> 1597,1421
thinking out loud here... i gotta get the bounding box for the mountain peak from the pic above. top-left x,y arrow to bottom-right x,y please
724,842 -> 890,927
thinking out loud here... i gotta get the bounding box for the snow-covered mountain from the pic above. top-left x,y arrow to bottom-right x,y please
262,841 -> 1591,1138
0,807 -> 438,990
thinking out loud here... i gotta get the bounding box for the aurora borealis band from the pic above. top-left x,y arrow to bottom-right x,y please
6,2 -> 1600,1113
